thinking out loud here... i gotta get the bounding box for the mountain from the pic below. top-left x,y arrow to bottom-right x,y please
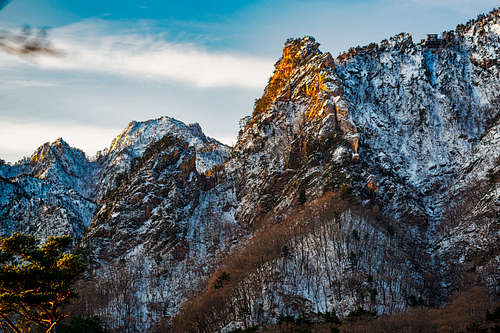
1,8 -> 499,333
0,138 -> 98,239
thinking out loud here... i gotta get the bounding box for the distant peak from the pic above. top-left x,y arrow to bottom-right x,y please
30,137 -> 85,165
108,115 -> 219,156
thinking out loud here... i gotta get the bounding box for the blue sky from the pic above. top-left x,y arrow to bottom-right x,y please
0,0 -> 498,162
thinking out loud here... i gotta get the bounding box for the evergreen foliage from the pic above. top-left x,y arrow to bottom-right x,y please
57,316 -> 106,333
345,307 -> 377,321
323,310 -> 341,325
298,188 -> 307,205
214,272 -> 231,289
0,233 -> 86,333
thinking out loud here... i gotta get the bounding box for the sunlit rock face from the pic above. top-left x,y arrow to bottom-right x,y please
0,9 -> 499,332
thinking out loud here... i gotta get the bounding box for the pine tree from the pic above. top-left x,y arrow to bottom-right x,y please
298,188 -> 307,205
0,233 -> 86,333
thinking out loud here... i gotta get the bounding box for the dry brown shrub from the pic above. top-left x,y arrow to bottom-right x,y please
340,286 -> 499,333
172,192 -> 355,332
259,286 -> 499,333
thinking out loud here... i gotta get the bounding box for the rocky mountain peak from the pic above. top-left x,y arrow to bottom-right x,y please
106,116 -> 226,162
458,7 -> 499,36
0,136 -> 97,240
187,122 -> 206,140
24,138 -> 97,197
1,9 -> 499,332
282,35 -> 322,62
240,35 -> 358,162
95,116 -> 230,199
30,137 -> 71,164
251,36 -> 330,121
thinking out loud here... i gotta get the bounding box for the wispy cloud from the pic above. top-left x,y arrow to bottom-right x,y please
0,79 -> 58,89
0,20 -> 273,89
0,26 -> 64,58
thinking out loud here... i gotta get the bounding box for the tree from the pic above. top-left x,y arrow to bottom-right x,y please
298,188 -> 307,205
56,316 -> 106,333
0,233 -> 86,333
214,272 -> 231,289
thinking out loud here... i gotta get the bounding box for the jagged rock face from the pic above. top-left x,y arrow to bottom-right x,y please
86,135 -> 201,258
435,120 -> 500,295
0,116 -> 231,240
0,118 -> 233,331
184,11 -> 499,331
334,10 -> 500,296
0,138 -> 97,239
0,9 -> 499,333
96,116 -> 231,199
336,27 -> 498,212
186,36 -> 434,331
0,176 -> 96,240
229,36 -> 360,227
72,119 -> 234,331
30,138 -> 99,198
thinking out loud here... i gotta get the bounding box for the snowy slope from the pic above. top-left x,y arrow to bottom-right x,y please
0,138 -> 98,239
0,8 -> 498,333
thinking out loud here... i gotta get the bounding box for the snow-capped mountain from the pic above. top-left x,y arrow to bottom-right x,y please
1,8 -> 499,333
0,117 -> 231,242
95,116 -> 231,198
0,138 -> 98,239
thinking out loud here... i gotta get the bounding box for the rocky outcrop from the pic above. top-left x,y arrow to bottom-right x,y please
0,8 -> 499,333
0,138 -> 97,240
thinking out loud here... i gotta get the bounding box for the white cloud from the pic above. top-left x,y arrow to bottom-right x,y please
0,120 -> 121,162
0,20 -> 274,89
0,79 -> 58,89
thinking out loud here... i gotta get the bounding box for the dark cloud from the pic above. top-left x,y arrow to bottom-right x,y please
0,25 -> 64,57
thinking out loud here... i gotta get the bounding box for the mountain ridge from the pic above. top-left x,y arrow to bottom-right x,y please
0,8 -> 499,332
